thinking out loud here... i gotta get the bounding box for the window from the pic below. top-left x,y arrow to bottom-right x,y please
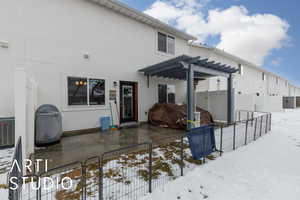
158,32 -> 167,53
157,32 -> 175,54
276,77 -> 279,84
238,64 -> 243,75
158,84 -> 175,103
68,77 -> 88,105
167,35 -> 175,54
262,73 -> 265,81
89,79 -> 105,105
68,77 -> 105,106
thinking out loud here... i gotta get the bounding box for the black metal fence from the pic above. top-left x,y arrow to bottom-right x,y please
0,117 -> 15,148
9,111 -> 271,200
8,137 -> 23,200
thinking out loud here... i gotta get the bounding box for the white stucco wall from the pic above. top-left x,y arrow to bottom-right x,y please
235,94 -> 255,112
0,0 -> 189,131
190,45 -> 297,101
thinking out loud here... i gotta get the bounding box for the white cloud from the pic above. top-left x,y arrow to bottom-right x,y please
144,1 -> 290,66
271,57 -> 282,67
144,1 -> 183,23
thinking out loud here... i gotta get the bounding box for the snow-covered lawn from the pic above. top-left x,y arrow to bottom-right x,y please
141,109 -> 300,200
0,148 -> 14,198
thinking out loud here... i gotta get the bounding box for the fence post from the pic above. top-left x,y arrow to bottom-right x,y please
269,114 -> 272,131
82,164 -> 86,199
149,143 -> 153,193
239,111 -> 241,121
251,112 -> 254,126
180,137 -> 184,176
233,122 -> 236,150
254,118 -> 257,141
220,125 -> 223,156
36,175 -> 40,200
265,114 -> 269,134
244,120 -> 248,145
247,112 -> 249,121
259,116 -> 263,137
100,157 -> 104,200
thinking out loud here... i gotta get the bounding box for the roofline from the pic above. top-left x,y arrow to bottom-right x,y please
89,0 -> 197,41
189,43 -> 300,87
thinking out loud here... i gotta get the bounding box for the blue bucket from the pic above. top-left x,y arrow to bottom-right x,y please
100,116 -> 110,132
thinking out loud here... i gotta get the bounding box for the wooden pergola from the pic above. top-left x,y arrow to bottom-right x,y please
139,55 -> 239,130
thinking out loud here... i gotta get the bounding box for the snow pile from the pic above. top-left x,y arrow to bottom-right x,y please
141,110 -> 300,200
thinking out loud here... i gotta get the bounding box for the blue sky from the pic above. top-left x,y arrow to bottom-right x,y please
121,0 -> 300,86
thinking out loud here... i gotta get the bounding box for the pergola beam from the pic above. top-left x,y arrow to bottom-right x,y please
189,63 -> 230,78
147,63 -> 183,76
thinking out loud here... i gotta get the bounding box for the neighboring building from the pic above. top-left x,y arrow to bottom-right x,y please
0,0 -> 299,131
190,43 -> 300,98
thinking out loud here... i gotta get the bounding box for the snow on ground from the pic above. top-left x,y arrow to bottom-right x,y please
140,109 -> 300,200
0,148 -> 14,198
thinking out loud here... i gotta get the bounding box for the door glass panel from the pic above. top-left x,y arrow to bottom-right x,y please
122,85 -> 133,119
158,84 -> 167,103
167,85 -> 176,104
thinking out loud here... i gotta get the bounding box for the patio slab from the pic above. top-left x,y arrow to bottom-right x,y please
34,124 -> 185,169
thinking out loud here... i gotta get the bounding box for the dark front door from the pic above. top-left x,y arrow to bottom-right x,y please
120,81 -> 138,123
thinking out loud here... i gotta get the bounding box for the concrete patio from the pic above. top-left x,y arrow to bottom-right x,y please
34,124 -> 185,168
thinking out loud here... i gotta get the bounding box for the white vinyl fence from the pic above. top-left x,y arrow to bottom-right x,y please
196,90 -> 283,121
14,68 -> 37,166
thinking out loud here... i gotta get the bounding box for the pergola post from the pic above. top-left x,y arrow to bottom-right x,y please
227,74 -> 234,124
187,64 -> 195,130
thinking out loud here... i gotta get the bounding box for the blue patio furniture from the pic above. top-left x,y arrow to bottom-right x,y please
187,125 -> 218,160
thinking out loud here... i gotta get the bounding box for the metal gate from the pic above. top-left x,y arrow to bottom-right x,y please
0,117 -> 15,148
8,137 -> 23,200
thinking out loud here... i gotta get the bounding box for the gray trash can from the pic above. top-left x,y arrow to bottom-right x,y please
35,104 -> 62,145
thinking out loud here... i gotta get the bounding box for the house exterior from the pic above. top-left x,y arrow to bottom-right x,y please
0,0 -> 299,132
0,0 -> 197,132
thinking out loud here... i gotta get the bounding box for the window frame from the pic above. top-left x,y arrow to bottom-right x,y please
157,31 -> 176,55
67,76 -> 107,107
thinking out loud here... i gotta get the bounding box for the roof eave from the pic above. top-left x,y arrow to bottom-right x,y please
90,0 -> 197,41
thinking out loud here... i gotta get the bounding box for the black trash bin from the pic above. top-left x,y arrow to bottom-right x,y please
35,104 -> 62,145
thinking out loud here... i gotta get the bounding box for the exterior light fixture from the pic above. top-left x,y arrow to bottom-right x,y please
83,53 -> 90,59
113,81 -> 118,87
